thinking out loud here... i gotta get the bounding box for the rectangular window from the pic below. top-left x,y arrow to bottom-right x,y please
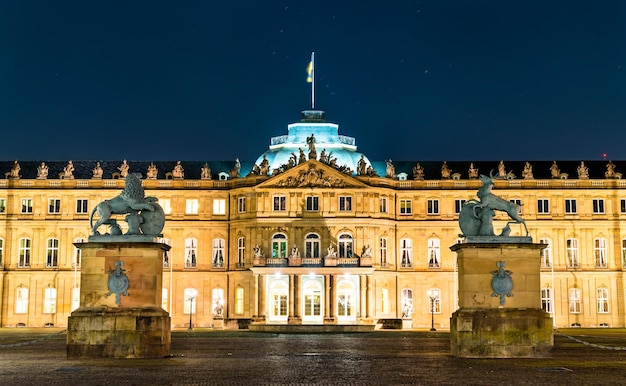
0,198 -> 5,213
594,238 -> 608,268
18,238 -> 31,268
569,288 -> 582,314
592,199 -> 605,214
237,197 -> 246,213
400,199 -> 412,215
46,238 -> 59,268
160,198 -> 171,214
212,238 -> 225,268
339,196 -> 352,211
622,239 -> 626,267
381,288 -> 390,314
427,239 -> 441,268
566,238 -> 579,268
541,288 -> 553,314
400,238 -> 412,268
21,198 -> 33,214
15,287 -> 28,314
380,238 -> 388,266
0,238 -> 3,266
43,287 -> 57,314
427,199 -> 439,215
236,287 -> 244,314
509,199 -> 522,214
237,237 -> 245,266
213,198 -> 226,215
539,238 -> 552,268
48,199 -> 61,214
454,199 -> 466,214
565,199 -> 577,214
76,199 -> 88,214
273,195 -> 286,211
306,196 -> 319,211
597,288 -> 609,314
185,238 -> 197,268
380,197 -> 388,213
186,199 -> 199,214
537,199 -> 550,214
621,199 -> 626,214
162,288 -> 168,311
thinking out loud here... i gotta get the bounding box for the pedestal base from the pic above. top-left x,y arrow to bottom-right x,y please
450,308 -> 553,358
67,306 -> 170,358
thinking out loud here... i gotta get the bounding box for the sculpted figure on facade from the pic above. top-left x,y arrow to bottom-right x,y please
230,158 -> 241,178
172,161 -> 184,179
118,160 -> 130,178
146,163 -> 158,179
441,161 -> 451,179
385,159 -> 396,179
550,161 -> 560,179
258,155 -> 269,176
289,245 -> 300,258
361,245 -> 372,258
605,161 -> 617,178
201,163 -> 212,180
253,244 -> 264,258
8,160 -> 21,179
92,162 -> 103,179
319,149 -> 327,163
357,155 -> 367,176
306,133 -> 317,160
468,163 -> 478,179
288,152 -> 297,168
577,161 -> 589,179
298,148 -> 306,165
326,244 -> 337,258
37,162 -> 49,179
63,160 -> 75,179
498,160 -> 506,177
522,162 -> 533,179
459,170 -> 529,238
366,165 -> 378,177
413,163 -> 424,180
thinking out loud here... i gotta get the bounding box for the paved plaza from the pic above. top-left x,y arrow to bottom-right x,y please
0,328 -> 625,385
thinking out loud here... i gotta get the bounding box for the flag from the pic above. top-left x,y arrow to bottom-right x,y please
306,61 -> 313,83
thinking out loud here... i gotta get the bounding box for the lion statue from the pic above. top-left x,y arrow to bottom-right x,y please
89,173 -> 158,235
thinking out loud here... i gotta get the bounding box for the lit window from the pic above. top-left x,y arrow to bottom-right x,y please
401,288 -> 413,319
237,237 -> 245,266
621,199 -> 626,214
235,287 -> 244,314
185,238 -> 197,268
160,198 -> 171,214
272,233 -> 287,258
541,288 -> 553,313
597,288 -> 609,314
305,233 -> 320,258
15,287 -> 28,314
400,199 -> 412,215
427,288 -> 441,314
183,288 -> 198,314
48,199 -> 61,214
76,199 -> 88,214
380,197 -> 388,213
454,199 -> 466,214
0,198 -> 5,213
381,288 -> 390,313
162,288 -> 168,311
306,196 -> 319,211
237,197 -> 246,213
427,199 -> 439,215
380,237 -> 388,266
566,238 -> 579,268
43,287 -> 57,314
400,238 -> 412,268
427,238 -> 440,268
592,199 -> 605,214
569,288 -> 581,314
565,199 -> 577,214
539,238 -> 552,268
339,196 -> 352,211
46,238 -> 59,268
186,199 -> 199,214
595,238 -> 608,268
212,238 -> 225,268
21,198 -> 33,214
537,199 -> 550,214
213,198 -> 226,215
338,233 -> 353,258
0,238 -> 3,266
622,239 -> 626,267
273,195 -> 286,211
18,238 -> 31,268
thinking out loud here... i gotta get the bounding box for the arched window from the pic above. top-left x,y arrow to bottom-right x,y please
539,238 -> 552,268
18,238 -> 31,268
569,288 -> 581,314
597,288 -> 609,314
401,288 -> 413,319
46,238 -> 59,268
594,238 -> 607,268
43,287 -> 57,314
427,238 -> 440,268
185,238 -> 197,268
304,233 -> 320,258
400,238 -> 412,268
338,233 -> 353,258
272,233 -> 288,258
212,238 -> 225,268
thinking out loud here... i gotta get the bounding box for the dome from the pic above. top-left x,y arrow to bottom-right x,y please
255,110 -> 372,175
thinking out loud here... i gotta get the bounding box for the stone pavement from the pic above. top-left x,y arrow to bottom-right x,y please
0,328 -> 625,385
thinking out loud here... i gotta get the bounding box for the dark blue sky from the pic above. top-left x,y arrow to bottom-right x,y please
1,1 -> 624,162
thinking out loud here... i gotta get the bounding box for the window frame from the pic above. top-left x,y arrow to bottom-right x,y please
537,199 -> 550,214
541,287 -> 553,314
454,199 -> 466,214
305,196 -> 319,211
212,238 -> 225,268
400,238 -> 412,268
399,199 -> 412,215
186,199 -> 199,215
379,237 -> 388,266
0,198 -> 5,213
213,198 -> 226,215
304,233 -> 320,258
427,238 -> 441,268
427,288 -> 441,314
237,197 -> 246,213
338,233 -> 353,258
565,198 -> 577,214
184,238 -> 198,268
272,233 -> 288,258
21,198 -> 33,214
566,238 -> 579,268
338,196 -> 352,212
15,287 -> 28,314
76,199 -> 89,214
46,238 -> 59,268
597,288 -> 610,314
43,287 -> 57,314
237,237 -> 245,266
380,197 -> 388,213
594,238 -> 608,268
592,198 -> 605,214
539,238 -> 552,268
569,288 -> 582,314
48,198 -> 61,214
427,199 -> 439,215
273,195 -> 287,211
18,238 -> 31,268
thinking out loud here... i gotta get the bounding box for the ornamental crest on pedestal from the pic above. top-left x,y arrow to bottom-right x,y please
491,261 -> 513,306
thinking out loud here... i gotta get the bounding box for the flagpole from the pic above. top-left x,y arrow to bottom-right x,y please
311,51 -> 315,109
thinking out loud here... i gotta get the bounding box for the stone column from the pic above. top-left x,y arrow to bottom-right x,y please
324,274 -> 331,322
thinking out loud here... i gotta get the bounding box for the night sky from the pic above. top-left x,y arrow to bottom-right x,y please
1,1 -> 625,162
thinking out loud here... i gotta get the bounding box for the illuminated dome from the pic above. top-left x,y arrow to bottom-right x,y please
255,110 -> 372,175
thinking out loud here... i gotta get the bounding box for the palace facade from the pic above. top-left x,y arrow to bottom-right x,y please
1,110 -> 625,329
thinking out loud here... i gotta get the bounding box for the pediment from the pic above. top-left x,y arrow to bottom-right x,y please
257,160 -> 368,189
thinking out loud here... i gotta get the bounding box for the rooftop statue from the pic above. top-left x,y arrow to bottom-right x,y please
172,161 -> 184,179
258,155 -> 270,176
413,163 -> 424,180
230,158 -> 241,179
201,163 -> 212,180
306,133 -> 317,160
89,173 -> 164,237
522,162 -> 533,180
385,159 -> 395,179
62,160 -> 75,179
92,162 -> 103,179
298,148 -> 306,165
146,162 -> 158,179
468,163 -> 478,179
8,160 -> 20,179
550,161 -> 560,179
577,161 -> 589,179
118,159 -> 130,178
37,162 -> 49,179
459,170 -> 529,240
319,149 -> 327,163
441,161 -> 451,179
497,160 -> 506,178
605,160 -> 619,178
357,155 -> 367,176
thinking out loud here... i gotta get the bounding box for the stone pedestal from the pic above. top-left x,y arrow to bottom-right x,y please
67,240 -> 171,358
449,242 -> 553,358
